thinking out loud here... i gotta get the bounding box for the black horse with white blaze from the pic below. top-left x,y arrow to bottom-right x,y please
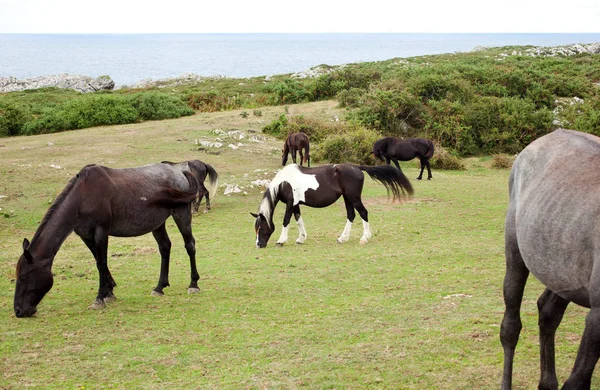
252,163 -> 413,248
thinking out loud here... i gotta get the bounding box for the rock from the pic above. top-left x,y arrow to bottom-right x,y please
0,74 -> 115,93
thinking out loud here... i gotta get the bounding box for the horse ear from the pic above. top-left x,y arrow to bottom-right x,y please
250,212 -> 259,218
22,238 -> 33,263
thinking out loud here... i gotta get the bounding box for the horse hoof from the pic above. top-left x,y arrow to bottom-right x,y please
360,239 -> 369,245
88,299 -> 106,310
188,287 -> 201,294
103,295 -> 117,304
276,242 -> 284,247
151,290 -> 164,297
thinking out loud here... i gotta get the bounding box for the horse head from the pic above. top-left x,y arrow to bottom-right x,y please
251,212 -> 274,248
14,238 -> 54,318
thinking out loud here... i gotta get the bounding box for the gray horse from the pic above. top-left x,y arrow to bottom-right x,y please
501,129 -> 600,389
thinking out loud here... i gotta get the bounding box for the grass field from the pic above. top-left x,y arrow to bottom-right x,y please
0,100 -> 597,389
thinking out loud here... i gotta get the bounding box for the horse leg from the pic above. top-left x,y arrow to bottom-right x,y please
173,208 -> 200,293
293,205 -> 307,244
276,202 -> 294,246
391,158 -> 402,172
417,157 -> 426,180
337,195 -> 356,243
198,181 -> 210,213
298,148 -> 304,167
150,223 -> 172,296
292,149 -> 298,164
85,227 -> 115,309
537,289 -> 569,390
562,264 -> 600,389
424,158 -> 433,180
500,226 -> 530,390
353,199 -> 371,245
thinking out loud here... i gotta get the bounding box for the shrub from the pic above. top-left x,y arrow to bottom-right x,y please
262,114 -> 289,138
491,154 -> 515,169
129,93 -> 194,120
430,145 -> 466,170
186,91 -> 241,112
313,126 -> 380,165
336,88 -> 367,108
0,102 -> 30,137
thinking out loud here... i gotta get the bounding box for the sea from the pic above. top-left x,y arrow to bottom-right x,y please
1,33 -> 600,87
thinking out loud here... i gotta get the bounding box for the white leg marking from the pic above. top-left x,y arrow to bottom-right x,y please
337,220 -> 353,243
277,225 -> 289,246
360,219 -> 372,245
296,216 -> 307,244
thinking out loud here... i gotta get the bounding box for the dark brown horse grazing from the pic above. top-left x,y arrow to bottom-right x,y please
372,137 -> 434,180
14,163 -> 201,318
161,160 -> 219,213
282,132 -> 310,167
501,129 -> 600,389
251,163 -> 413,248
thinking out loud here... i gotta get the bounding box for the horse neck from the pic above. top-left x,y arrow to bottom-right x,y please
29,186 -> 79,262
259,187 -> 279,228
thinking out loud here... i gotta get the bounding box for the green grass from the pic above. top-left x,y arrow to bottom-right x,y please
0,101 -> 597,389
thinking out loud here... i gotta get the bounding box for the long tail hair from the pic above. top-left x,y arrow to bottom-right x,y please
424,139 -> 435,159
357,164 -> 413,201
204,163 -> 219,198
304,142 -> 311,167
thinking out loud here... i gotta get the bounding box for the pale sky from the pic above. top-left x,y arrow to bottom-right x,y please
0,0 -> 599,34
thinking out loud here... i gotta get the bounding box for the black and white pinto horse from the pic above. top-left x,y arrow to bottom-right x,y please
501,129 -> 600,389
252,163 -> 413,248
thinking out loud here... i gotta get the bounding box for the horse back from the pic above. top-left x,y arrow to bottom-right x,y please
76,164 -> 195,237
509,129 -> 600,306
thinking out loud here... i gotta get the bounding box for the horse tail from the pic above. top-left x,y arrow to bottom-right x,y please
305,141 -> 311,167
358,164 -> 414,201
204,163 -> 219,198
424,139 -> 435,159
149,171 -> 199,207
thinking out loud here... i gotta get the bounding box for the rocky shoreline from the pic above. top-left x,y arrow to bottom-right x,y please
1,43 -> 599,94
0,74 -> 115,93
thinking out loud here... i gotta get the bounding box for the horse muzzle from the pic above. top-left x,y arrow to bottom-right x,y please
14,305 -> 37,318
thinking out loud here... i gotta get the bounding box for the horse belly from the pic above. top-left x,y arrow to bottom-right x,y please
109,206 -> 172,237
516,192 -> 595,304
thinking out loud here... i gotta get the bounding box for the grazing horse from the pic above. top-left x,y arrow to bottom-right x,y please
372,137 -> 434,180
161,160 -> 219,213
14,163 -> 201,318
251,163 -> 413,248
282,132 -> 310,167
501,129 -> 600,389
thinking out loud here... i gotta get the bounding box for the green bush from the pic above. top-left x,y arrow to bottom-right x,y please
0,102 -> 30,136
313,126 -> 380,165
262,114 -> 289,138
491,154 -> 515,169
430,145 -> 466,170
129,93 -> 193,120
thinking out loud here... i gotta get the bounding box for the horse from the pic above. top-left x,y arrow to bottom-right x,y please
13,163 -> 202,318
251,163 -> 413,248
282,132 -> 310,167
161,160 -> 219,213
501,129 -> 600,389
372,137 -> 434,180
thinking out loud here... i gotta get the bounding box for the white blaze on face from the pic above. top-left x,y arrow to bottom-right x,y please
269,165 -> 319,206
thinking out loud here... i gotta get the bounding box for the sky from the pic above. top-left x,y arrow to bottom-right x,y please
0,0 -> 599,34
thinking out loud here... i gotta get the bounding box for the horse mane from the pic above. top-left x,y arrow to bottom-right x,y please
258,184 -> 278,229
30,173 -> 81,244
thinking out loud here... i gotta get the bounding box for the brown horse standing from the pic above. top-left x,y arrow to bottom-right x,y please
14,163 -> 201,318
282,132 -> 310,167
372,137 -> 434,180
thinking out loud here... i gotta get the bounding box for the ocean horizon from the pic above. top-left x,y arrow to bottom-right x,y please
1,33 -> 600,86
